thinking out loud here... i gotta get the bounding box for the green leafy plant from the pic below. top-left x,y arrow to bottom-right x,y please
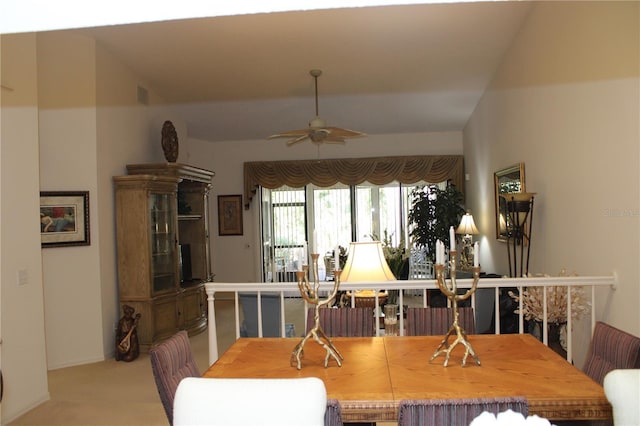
369,230 -> 408,279
408,182 -> 464,262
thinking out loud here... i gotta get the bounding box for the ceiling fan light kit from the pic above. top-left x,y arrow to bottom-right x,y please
309,117 -> 326,129
268,69 -> 366,146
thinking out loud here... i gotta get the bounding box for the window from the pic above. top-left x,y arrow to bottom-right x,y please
261,186 -> 306,283
260,180 -> 437,282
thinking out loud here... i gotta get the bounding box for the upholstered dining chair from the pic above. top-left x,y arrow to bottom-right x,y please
397,396 -> 528,426
324,399 -> 343,426
305,307 -> 374,337
582,321 -> 640,385
149,330 -> 200,425
405,306 -> 476,336
173,377 -> 330,426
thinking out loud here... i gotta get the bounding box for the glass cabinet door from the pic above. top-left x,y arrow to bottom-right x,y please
150,193 -> 178,293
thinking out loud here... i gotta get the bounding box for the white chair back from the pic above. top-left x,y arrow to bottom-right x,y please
173,377 -> 327,426
604,369 -> 640,426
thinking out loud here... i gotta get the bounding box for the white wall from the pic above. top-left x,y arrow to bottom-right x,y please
37,31 -> 105,369
463,1 -> 640,366
185,131 -> 463,283
37,30 -> 184,369
1,33 -> 50,422
94,36 -> 173,360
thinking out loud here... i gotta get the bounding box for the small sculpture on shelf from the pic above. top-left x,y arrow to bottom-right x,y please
161,120 -> 179,162
291,253 -> 342,370
116,304 -> 142,362
430,227 -> 481,367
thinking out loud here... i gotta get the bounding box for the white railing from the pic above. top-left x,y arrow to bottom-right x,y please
205,275 -> 616,365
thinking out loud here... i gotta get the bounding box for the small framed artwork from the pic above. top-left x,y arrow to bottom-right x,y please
40,191 -> 90,247
218,195 -> 243,236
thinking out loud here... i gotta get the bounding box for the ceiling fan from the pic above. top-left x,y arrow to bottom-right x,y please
268,69 -> 366,146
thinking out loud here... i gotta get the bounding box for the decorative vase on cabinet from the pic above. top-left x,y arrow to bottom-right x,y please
114,163 -> 215,351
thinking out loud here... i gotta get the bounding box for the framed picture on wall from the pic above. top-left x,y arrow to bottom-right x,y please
494,163 -> 525,241
40,191 -> 90,247
218,194 -> 243,236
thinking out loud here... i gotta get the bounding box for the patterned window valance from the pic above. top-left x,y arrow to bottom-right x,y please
243,155 -> 464,209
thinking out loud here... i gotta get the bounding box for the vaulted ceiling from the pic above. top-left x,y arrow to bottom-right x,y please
78,2 -> 532,142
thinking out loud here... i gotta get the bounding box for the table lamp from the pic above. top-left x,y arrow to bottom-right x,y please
341,241 -> 395,308
455,211 -> 479,270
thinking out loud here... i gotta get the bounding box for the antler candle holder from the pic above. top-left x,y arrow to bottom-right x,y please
291,253 -> 342,370
431,247 -> 481,367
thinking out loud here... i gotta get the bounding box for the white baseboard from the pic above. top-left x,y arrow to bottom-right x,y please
3,391 -> 50,424
47,354 -> 105,371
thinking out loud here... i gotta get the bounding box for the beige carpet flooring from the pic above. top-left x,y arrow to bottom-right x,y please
8,300 -> 231,426
9,296 -> 401,426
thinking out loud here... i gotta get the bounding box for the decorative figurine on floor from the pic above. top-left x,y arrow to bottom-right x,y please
291,253 -> 343,370
116,304 -> 141,362
161,120 -> 179,162
430,228 -> 481,367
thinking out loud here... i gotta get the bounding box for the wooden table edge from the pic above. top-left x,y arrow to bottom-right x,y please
340,399 -> 397,423
529,398 -> 612,421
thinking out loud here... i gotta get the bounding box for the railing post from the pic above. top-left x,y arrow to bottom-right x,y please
280,292 -> 286,337
234,293 -> 241,339
375,290 -> 381,336
591,285 -> 597,334
398,291 -> 405,336
257,291 -> 263,337
518,284 -> 524,334
494,286 -> 500,334
205,283 -> 219,365
542,284 -> 548,346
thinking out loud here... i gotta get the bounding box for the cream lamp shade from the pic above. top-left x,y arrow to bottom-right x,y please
456,211 -> 480,270
456,212 -> 479,236
340,241 -> 396,282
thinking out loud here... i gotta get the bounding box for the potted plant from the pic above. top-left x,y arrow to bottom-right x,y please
408,181 -> 465,262
366,230 -> 408,279
508,269 -> 591,357
366,230 -> 408,305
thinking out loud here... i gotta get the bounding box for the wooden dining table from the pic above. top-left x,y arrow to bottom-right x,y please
202,334 -> 612,423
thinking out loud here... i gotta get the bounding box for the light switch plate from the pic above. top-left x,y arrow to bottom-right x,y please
17,269 -> 28,286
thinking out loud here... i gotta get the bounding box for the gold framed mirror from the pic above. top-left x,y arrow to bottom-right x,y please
494,163 -> 525,241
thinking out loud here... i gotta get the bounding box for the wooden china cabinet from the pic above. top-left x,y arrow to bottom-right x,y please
114,163 -> 214,351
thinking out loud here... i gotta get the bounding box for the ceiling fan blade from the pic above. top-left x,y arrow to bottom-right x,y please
326,127 -> 367,139
267,129 -> 310,139
286,134 -> 311,146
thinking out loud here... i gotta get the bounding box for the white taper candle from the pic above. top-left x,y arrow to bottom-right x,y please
302,242 -> 308,265
312,230 -> 317,253
298,248 -> 303,271
474,242 -> 479,267
449,226 -> 456,251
